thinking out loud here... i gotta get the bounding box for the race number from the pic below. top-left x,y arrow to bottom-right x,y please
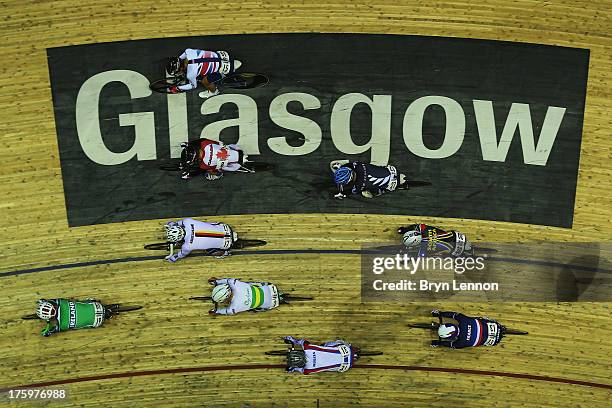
483,322 -> 500,346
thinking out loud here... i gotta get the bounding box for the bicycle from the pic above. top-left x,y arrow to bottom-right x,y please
143,238 -> 267,253
190,292 -> 314,303
158,159 -> 275,174
21,303 -> 142,320
265,348 -> 383,357
408,321 -> 528,335
150,72 -> 269,94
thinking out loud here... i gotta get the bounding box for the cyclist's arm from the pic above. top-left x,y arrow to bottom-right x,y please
431,340 -> 457,348
41,319 -> 59,337
439,311 -> 463,320
213,305 -> 236,315
284,336 -> 307,347
397,224 -> 420,234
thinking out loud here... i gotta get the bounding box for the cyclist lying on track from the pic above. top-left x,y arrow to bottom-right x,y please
330,160 -> 414,199
398,223 -> 474,257
430,309 -> 505,349
166,48 -> 242,98
283,336 -> 359,374
179,138 -> 247,181
207,277 -> 281,315
164,218 -> 237,262
35,299 -> 112,337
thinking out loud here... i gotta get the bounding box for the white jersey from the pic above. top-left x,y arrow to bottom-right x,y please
168,219 -> 236,260
213,278 -> 280,315
177,48 -> 219,91
284,337 -> 355,375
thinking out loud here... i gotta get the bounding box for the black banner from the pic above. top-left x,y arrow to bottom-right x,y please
47,34 -> 589,227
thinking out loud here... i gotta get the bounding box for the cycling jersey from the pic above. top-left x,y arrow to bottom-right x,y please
213,278 -> 280,315
338,162 -> 400,196
197,139 -> 243,172
167,219 -> 236,261
284,336 -> 355,374
177,49 -> 230,92
399,223 -> 471,257
180,138 -> 245,179
42,299 -> 105,336
432,311 -> 503,349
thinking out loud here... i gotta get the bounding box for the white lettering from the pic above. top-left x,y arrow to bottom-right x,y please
201,94 -> 260,153
330,93 -> 392,165
473,100 -> 566,166
268,92 -> 322,155
76,70 -> 155,165
403,96 -> 465,159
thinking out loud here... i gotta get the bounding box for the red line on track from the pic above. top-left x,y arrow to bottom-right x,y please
2,364 -> 610,391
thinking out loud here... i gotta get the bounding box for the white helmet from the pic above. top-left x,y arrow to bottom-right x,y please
164,224 -> 185,243
36,300 -> 57,320
438,323 -> 458,339
211,284 -> 231,303
402,230 -> 422,247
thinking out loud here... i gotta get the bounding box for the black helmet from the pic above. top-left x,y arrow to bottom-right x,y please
180,145 -> 198,169
287,350 -> 307,369
166,57 -> 181,76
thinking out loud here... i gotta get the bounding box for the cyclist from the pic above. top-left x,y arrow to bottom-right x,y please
430,309 -> 505,349
207,277 -> 281,315
166,48 -> 242,98
164,218 -> 237,262
330,160 -> 411,199
397,223 -> 474,257
35,299 -> 113,337
178,138 -> 247,181
283,336 -> 359,374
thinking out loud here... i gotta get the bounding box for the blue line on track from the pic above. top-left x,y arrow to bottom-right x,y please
1,250 -> 611,278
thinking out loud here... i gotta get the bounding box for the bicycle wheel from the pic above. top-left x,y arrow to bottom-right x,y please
281,294 -> 314,302
358,350 -> 384,356
473,247 -> 499,254
265,350 -> 288,356
109,305 -> 142,313
233,239 -> 267,249
404,181 -> 432,188
503,327 -> 529,335
144,243 -> 171,251
221,73 -> 269,89
243,162 -> 275,172
408,322 -> 439,330
21,314 -> 39,320
189,296 -> 213,301
159,161 -> 182,172
150,78 -> 184,93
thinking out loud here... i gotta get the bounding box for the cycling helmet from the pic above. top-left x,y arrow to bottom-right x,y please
166,57 -> 181,76
402,230 -> 422,247
334,167 -> 353,185
438,323 -> 458,339
287,349 -> 307,368
211,284 -> 231,303
164,224 -> 186,243
36,300 -> 57,321
180,145 -> 198,168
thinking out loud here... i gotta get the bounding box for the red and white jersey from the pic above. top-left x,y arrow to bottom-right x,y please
178,48 -> 223,91
198,139 -> 242,172
302,341 -> 355,374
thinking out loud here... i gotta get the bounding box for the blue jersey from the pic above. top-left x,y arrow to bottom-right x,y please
338,162 -> 399,196
434,312 -> 503,349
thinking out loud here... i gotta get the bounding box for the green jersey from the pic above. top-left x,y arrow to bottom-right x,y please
42,299 -> 105,336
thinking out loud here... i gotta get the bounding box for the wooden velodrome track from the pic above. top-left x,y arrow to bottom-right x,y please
1,1 -> 611,407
